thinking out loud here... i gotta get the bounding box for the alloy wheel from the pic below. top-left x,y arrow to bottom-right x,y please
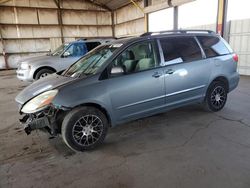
210,86 -> 226,109
72,115 -> 104,146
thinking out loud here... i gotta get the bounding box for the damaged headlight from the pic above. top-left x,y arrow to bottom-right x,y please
21,90 -> 58,114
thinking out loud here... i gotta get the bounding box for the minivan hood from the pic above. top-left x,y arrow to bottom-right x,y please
15,73 -> 75,105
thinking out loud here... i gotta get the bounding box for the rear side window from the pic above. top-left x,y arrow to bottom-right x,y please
159,37 -> 202,65
86,42 -> 101,51
197,36 -> 231,58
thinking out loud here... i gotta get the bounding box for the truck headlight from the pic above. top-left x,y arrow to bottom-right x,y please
20,63 -> 31,70
21,90 -> 58,114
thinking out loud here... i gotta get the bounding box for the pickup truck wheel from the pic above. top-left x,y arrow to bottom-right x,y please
62,107 -> 108,152
204,81 -> 227,112
35,69 -> 54,80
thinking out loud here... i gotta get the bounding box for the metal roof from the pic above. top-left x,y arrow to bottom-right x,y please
91,0 -> 134,10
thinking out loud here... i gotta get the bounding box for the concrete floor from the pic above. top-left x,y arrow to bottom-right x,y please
0,70 -> 250,188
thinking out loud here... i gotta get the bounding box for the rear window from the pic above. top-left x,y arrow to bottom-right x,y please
197,36 -> 231,58
159,37 -> 202,65
86,42 -> 101,51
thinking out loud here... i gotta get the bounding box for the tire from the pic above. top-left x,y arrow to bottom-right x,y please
204,81 -> 228,112
61,107 -> 108,152
35,68 -> 55,80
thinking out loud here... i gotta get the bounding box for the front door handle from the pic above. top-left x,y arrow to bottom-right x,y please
166,69 -> 174,75
152,72 -> 162,78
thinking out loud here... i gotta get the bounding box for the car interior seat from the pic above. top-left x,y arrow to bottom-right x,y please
135,44 -> 155,71
123,50 -> 136,73
74,45 -> 82,56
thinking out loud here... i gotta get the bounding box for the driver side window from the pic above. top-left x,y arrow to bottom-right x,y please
64,44 -> 74,57
64,43 -> 86,57
111,41 -> 158,75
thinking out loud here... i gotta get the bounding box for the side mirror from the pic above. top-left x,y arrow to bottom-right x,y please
62,51 -> 71,58
111,66 -> 124,76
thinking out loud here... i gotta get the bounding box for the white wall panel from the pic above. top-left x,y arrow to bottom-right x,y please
229,19 -> 250,75
0,0 -> 57,8
62,0 -> 105,11
114,2 -> 144,24
38,9 -> 58,24
115,18 -> 144,37
16,8 -> 38,24
62,25 -> 111,37
1,26 -> 61,38
0,0 -> 114,68
33,0 -> 57,8
4,39 -> 50,53
97,26 -> 113,36
79,26 -> 98,37
50,38 -> 62,51
97,12 -> 112,25
31,26 -> 61,38
62,11 -> 97,25
0,7 -> 15,24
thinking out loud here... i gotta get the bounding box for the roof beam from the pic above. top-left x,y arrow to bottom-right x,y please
53,0 -> 64,43
85,0 -> 112,11
0,0 -> 11,4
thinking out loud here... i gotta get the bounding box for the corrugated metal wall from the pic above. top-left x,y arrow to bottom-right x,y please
0,0 -> 112,69
114,1 -> 145,37
0,0 -> 196,69
229,19 -> 250,75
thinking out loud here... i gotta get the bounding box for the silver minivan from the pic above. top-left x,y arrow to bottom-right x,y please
16,30 -> 240,151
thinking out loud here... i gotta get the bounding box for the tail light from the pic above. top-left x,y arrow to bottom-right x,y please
233,53 -> 238,63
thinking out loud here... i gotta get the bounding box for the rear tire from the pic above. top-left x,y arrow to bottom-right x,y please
62,107 -> 108,152
204,81 -> 228,112
35,68 -> 55,80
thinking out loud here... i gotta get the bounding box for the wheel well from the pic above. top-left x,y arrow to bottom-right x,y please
211,76 -> 229,92
79,103 -> 112,126
33,66 -> 57,79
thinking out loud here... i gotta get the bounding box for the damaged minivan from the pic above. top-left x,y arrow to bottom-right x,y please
16,30 -> 239,151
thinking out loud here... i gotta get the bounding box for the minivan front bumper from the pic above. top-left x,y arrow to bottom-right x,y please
18,106 -> 61,136
20,114 -> 51,135
18,104 -> 69,136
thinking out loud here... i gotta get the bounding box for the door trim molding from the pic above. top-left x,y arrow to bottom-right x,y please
165,85 -> 206,97
117,94 -> 165,109
117,85 -> 206,110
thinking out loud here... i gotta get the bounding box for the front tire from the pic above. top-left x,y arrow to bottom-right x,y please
35,68 -> 54,80
62,107 -> 108,152
204,81 -> 228,112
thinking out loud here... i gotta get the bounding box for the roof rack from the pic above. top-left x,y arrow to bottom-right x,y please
140,30 -> 215,37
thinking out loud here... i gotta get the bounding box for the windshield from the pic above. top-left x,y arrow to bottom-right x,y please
50,43 -> 70,56
63,44 -> 120,78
